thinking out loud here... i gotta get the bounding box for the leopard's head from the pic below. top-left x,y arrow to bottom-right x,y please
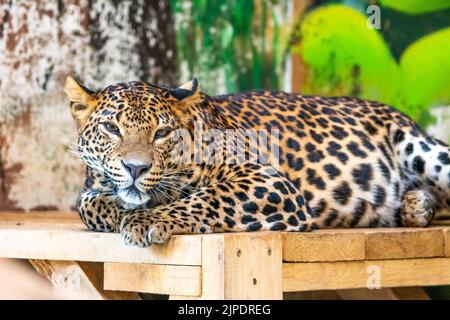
65,76 -> 205,208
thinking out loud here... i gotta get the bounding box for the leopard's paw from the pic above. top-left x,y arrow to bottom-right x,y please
401,190 -> 435,227
146,222 -> 173,244
120,221 -> 151,247
119,214 -> 173,247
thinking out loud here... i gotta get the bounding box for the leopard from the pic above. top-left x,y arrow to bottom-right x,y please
65,76 -> 450,247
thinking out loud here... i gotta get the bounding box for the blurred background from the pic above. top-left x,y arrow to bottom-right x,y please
0,0 -> 449,299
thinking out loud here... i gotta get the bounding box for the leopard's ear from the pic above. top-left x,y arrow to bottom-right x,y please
169,78 -> 203,126
169,78 -> 201,103
64,76 -> 96,131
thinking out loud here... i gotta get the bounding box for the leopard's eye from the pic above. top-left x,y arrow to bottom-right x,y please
154,127 -> 172,141
100,122 -> 121,137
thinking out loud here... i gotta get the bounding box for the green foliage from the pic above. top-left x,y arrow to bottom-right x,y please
293,4 -> 450,127
380,0 -> 450,14
400,27 -> 450,123
171,1 -> 450,130
296,5 -> 400,104
171,0 -> 290,95
376,5 -> 450,60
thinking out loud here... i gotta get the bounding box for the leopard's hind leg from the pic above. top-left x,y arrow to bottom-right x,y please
392,125 -> 450,226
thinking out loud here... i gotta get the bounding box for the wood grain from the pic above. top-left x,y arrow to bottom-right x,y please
365,229 -> 444,260
283,258 -> 450,292
172,233 -> 283,300
282,231 -> 366,262
104,263 -> 201,296
223,233 -> 283,300
30,260 -> 140,300
0,213 -> 202,266
283,227 -> 449,262
2,212 -> 450,299
445,229 -> 450,257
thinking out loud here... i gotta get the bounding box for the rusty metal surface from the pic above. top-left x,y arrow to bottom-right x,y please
0,0 -> 176,210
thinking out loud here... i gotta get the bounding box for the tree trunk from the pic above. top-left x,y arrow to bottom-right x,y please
0,0 -> 177,210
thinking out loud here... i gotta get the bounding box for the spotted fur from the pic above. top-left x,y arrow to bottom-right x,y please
65,77 -> 450,247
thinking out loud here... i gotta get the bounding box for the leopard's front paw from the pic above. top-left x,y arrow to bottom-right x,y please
146,222 -> 173,244
119,215 -> 172,247
120,222 -> 149,247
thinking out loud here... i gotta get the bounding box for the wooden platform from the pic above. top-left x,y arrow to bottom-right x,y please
1,211 -> 450,299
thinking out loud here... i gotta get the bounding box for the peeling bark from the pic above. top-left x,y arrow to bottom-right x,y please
0,145 -> 11,209
0,135 -> 19,210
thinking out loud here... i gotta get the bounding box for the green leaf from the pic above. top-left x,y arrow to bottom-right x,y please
380,0 -> 450,14
400,27 -> 450,123
295,5 -> 400,105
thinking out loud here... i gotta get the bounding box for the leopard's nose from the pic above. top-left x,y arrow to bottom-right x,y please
122,160 -> 151,179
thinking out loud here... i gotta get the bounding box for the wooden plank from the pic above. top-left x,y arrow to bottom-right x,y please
283,227 -> 449,262
222,233 -> 283,300
365,229 -> 444,260
0,228 -> 202,265
282,230 -> 366,262
0,212 -> 82,230
199,235 -> 226,299
389,287 -> 430,300
30,260 -> 140,300
2,212 -> 450,266
0,212 -> 202,265
0,211 -> 80,222
104,263 -> 201,296
445,229 -> 450,257
170,235 -> 226,300
283,258 -> 450,292
172,233 -> 283,300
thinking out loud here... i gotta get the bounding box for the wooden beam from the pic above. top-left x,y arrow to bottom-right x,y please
198,235 -> 226,299
283,227 -> 447,262
365,228 -> 444,260
0,212 -> 80,223
222,233 -> 283,299
170,235 -> 229,300
172,233 -> 283,300
445,229 -> 450,257
0,213 -> 202,266
389,287 -> 430,300
30,260 -> 140,300
104,263 -> 201,296
283,258 -> 450,292
282,230 -> 366,262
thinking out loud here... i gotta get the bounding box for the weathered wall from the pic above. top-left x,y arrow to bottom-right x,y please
0,0 -> 176,210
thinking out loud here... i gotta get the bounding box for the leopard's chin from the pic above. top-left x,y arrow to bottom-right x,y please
117,186 -> 151,209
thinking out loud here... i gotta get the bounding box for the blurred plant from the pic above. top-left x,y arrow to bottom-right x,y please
170,0 -> 449,131
292,3 -> 450,128
294,5 -> 400,105
171,0 -> 291,94
380,0 -> 450,14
